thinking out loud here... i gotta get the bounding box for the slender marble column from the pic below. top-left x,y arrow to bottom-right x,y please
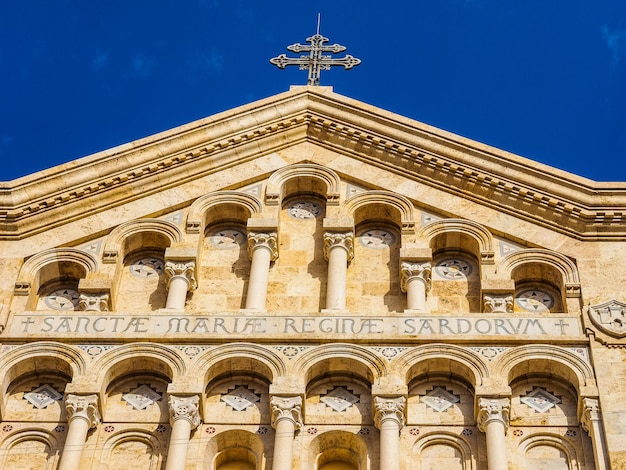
164,261 -> 197,310
477,397 -> 510,470
399,261 -> 431,311
581,397 -> 609,470
245,232 -> 279,310
58,394 -> 100,470
165,395 -> 201,470
323,232 -> 354,311
270,396 -> 303,470
373,396 -> 406,470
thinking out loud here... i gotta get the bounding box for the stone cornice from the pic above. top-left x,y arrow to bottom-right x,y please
1,86 -> 626,240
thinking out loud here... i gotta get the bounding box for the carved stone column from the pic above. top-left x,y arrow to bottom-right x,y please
373,396 -> 406,470
165,395 -> 202,470
477,397 -> 510,470
323,232 -> 354,311
245,231 -> 279,310
58,394 -> 100,470
78,293 -> 110,312
400,261 -> 431,312
581,397 -> 609,470
164,261 -> 197,310
270,396 -> 303,470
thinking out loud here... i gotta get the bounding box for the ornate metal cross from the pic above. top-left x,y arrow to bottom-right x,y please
270,16 -> 361,86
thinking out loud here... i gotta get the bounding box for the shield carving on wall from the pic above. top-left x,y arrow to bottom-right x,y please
588,300 -> 626,338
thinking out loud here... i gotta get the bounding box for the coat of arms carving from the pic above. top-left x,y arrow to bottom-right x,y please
588,300 -> 626,338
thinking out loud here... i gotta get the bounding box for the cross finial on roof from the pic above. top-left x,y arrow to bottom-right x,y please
270,14 -> 361,86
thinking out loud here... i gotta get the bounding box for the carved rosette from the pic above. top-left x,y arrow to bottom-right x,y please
270,396 -> 303,430
477,397 -> 510,433
581,397 -> 600,434
78,293 -> 110,312
165,261 -> 197,290
65,394 -> 101,428
323,232 -> 354,262
247,232 -> 279,261
483,295 -> 513,313
168,395 -> 202,429
373,396 -> 406,430
399,262 -> 432,293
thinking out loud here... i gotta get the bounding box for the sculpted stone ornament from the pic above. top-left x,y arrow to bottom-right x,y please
165,261 -> 197,290
581,397 -> 601,434
78,293 -> 110,312
168,395 -> 201,429
483,295 -> 513,314
373,396 -> 406,430
270,396 -> 303,430
588,300 -> 626,338
65,394 -> 101,428
400,262 -> 432,293
247,232 -> 279,261
323,232 -> 355,261
477,397 -> 510,433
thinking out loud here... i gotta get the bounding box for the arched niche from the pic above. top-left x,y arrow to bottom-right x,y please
101,430 -> 163,470
345,191 -> 416,236
309,431 -> 368,470
0,430 -> 58,470
407,374 -> 475,426
206,430 -> 266,470
519,434 -> 581,470
186,191 -> 263,234
419,219 -> 494,265
411,432 -> 474,470
265,163 -> 341,207
104,373 -> 170,424
205,373 -> 271,426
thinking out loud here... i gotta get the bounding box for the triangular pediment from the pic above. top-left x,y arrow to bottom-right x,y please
1,86 -> 626,247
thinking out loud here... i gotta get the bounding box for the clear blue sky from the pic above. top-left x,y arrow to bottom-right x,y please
1,1 -> 625,181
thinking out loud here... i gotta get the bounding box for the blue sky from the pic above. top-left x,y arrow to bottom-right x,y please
1,1 -> 625,181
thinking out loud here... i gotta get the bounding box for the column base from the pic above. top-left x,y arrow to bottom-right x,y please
321,308 -> 350,314
239,308 -> 267,313
159,308 -> 185,313
404,309 -> 429,314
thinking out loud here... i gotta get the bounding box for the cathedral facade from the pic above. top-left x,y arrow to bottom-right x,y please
0,86 -> 625,469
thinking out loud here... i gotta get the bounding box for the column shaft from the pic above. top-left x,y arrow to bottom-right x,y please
164,261 -> 196,310
165,419 -> 193,470
406,277 -> 427,311
326,246 -> 348,310
58,417 -> 90,470
373,396 -> 406,470
246,245 -> 272,310
166,276 -> 190,309
477,397 -> 510,470
582,397 -> 609,470
272,418 -> 296,470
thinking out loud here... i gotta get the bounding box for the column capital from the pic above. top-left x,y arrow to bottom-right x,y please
477,397 -> 510,433
270,395 -> 303,430
165,260 -> 198,290
65,394 -> 100,428
373,396 -> 406,430
323,231 -> 354,261
399,261 -> 432,293
482,294 -> 513,313
247,231 -> 279,261
581,397 -> 601,434
78,292 -> 110,312
168,395 -> 202,429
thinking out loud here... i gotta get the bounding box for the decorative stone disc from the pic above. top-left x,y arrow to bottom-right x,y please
43,288 -> 80,310
320,386 -> 359,412
210,229 -> 245,248
221,385 -> 260,411
24,384 -> 63,409
130,258 -> 164,278
435,258 -> 473,280
359,229 -> 395,248
122,384 -> 162,410
521,387 -> 561,413
516,289 -> 554,312
287,201 -> 322,219
421,386 -> 460,412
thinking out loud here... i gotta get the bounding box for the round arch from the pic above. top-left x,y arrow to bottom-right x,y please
0,429 -> 59,470
206,429 -> 266,470
345,191 -> 416,235
394,344 -> 489,388
419,219 -> 494,265
308,430 -> 369,470
518,433 -> 581,470
411,431 -> 475,470
102,218 -> 183,263
99,429 -> 164,470
186,191 -> 263,234
265,163 -> 341,206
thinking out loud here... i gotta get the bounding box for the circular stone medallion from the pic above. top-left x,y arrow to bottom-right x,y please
516,289 -> 554,312
130,258 -> 164,278
287,201 -> 322,219
210,229 -> 245,248
359,229 -> 395,248
44,288 -> 80,310
435,258 -> 473,280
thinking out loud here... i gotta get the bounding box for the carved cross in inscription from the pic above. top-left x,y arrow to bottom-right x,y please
270,14 -> 361,85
